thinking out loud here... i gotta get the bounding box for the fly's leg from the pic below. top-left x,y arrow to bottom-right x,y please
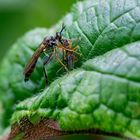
42,53 -> 53,86
54,48 -> 69,72
59,45 -> 81,56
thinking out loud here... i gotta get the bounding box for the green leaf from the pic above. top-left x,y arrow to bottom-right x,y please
1,0 -> 140,139
0,28 -> 49,131
12,41 -> 140,140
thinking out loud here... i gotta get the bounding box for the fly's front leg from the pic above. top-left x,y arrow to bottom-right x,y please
42,53 -> 53,86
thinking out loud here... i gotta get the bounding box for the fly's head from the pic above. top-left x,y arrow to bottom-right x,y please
55,24 -> 66,42
55,32 -> 62,42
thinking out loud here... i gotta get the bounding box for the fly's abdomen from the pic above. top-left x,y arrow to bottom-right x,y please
24,59 -> 38,82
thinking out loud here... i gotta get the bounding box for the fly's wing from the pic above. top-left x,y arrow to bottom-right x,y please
23,44 -> 45,81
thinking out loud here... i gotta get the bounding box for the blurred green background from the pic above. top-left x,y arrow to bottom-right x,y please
0,0 -> 123,139
0,0 -> 76,61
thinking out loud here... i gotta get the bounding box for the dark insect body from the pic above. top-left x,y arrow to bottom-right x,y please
23,43 -> 46,82
23,25 -> 79,85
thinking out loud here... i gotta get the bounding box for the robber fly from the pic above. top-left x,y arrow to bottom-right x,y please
23,25 -> 79,84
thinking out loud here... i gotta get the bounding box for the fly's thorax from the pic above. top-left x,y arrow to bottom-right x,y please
42,36 -> 57,49
48,36 -> 57,48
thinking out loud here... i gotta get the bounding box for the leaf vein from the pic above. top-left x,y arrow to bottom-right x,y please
87,5 -> 140,58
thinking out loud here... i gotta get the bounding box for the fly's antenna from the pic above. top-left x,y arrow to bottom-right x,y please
60,23 -> 66,35
55,23 -> 66,41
